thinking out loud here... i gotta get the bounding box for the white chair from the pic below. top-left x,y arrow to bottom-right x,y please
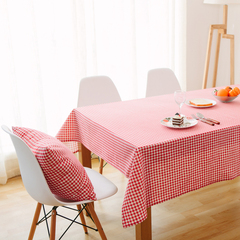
77,76 -> 122,174
2,125 -> 117,240
77,76 -> 121,107
145,68 -> 181,97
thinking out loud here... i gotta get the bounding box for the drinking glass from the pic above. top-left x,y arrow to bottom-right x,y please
174,90 -> 186,116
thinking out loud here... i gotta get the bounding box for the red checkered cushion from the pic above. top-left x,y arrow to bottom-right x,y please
12,127 -> 96,202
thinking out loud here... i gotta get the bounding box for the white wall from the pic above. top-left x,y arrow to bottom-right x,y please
186,0 -> 240,90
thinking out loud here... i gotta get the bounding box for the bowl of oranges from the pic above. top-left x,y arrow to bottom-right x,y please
212,86 -> 240,103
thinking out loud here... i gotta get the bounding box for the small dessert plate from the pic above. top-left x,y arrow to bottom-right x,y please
160,116 -> 198,129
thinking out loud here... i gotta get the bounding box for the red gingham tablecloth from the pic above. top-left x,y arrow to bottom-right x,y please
56,87 -> 240,228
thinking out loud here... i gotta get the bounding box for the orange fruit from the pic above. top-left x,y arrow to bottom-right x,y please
217,88 -> 229,101
229,87 -> 239,97
225,86 -> 232,93
233,87 -> 240,95
217,89 -> 228,97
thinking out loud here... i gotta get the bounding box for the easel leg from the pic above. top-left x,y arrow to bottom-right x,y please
203,26 -> 214,89
230,37 -> 234,85
212,31 -> 222,88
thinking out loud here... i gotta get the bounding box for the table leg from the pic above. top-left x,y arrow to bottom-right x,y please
135,207 -> 152,240
79,143 -> 93,216
79,143 -> 91,168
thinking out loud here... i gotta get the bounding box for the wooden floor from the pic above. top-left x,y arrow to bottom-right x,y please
1,158 -> 240,240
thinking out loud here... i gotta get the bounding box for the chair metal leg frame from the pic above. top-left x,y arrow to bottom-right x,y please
43,204 -> 51,237
77,204 -> 88,234
35,205 -> 53,238
29,202 -> 106,240
92,155 -> 107,175
56,205 -> 98,240
89,153 -> 107,175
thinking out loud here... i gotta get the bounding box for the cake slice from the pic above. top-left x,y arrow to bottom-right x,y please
172,113 -> 184,126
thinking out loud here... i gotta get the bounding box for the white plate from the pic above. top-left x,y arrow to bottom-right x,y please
161,116 -> 198,129
185,98 -> 216,108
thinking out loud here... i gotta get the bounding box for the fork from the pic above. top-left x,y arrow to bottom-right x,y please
191,114 -> 215,126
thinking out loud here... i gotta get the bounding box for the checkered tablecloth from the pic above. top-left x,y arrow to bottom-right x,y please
56,86 -> 240,228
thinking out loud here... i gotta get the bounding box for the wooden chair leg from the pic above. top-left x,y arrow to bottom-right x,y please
28,202 -> 42,240
86,203 -> 107,240
77,205 -> 88,234
50,208 -> 56,240
99,158 -> 104,174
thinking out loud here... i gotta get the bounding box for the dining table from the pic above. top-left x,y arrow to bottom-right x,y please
56,86 -> 240,240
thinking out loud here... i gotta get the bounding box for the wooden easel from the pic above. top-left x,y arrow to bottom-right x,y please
202,5 -> 234,89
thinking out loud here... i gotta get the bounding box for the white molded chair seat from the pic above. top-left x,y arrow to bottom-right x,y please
146,68 -> 181,97
77,76 -> 122,174
2,125 -> 117,240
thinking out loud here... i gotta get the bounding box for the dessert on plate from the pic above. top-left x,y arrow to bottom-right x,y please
172,113 -> 184,126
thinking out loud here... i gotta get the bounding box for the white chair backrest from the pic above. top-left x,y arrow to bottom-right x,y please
1,125 -> 61,206
77,76 -> 121,107
146,68 -> 181,97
